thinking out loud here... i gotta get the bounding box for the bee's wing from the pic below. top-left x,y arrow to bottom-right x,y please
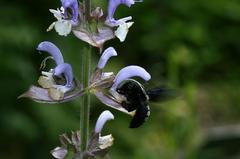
146,87 -> 179,102
129,101 -> 150,128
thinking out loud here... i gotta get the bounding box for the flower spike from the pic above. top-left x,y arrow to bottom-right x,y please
37,41 -> 64,65
97,47 -> 117,69
60,0 -> 79,25
111,65 -> 151,90
95,110 -> 114,134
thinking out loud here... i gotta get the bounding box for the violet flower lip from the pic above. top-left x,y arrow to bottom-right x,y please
54,63 -> 74,88
60,0 -> 79,24
107,0 -> 137,23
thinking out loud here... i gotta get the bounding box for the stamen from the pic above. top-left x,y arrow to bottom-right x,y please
40,56 -> 54,70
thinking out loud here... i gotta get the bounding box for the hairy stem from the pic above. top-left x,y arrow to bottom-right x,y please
80,46 -> 91,153
84,0 -> 91,21
80,0 -> 92,157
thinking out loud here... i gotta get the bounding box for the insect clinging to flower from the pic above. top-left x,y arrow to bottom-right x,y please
100,65 -> 178,128
115,79 -> 177,128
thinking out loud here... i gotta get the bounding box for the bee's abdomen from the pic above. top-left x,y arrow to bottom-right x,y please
129,101 -> 150,128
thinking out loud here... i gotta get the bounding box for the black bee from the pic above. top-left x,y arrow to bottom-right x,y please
117,79 -> 177,128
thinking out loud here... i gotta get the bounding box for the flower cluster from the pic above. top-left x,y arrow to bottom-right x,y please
18,0 -> 176,158
47,0 -> 143,48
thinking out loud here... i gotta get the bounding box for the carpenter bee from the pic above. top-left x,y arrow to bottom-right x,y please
116,79 -> 177,128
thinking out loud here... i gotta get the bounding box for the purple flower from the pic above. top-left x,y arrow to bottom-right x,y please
97,47 -> 117,69
107,0 -> 142,24
37,41 -> 64,65
111,65 -> 151,90
95,110 -> 114,134
37,41 -> 74,88
60,0 -> 79,25
94,110 -> 114,151
54,63 -> 73,88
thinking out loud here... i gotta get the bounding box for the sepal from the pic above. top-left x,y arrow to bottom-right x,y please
18,79 -> 84,103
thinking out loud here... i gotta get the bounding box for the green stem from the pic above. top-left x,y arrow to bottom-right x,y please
84,0 -> 91,21
80,46 -> 91,153
80,0 -> 92,156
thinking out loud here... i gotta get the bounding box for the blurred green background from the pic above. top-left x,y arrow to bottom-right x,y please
1,0 -> 240,158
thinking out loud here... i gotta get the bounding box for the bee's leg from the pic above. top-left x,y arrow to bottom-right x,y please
122,101 -> 137,112
109,89 -> 126,103
129,101 -> 150,128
